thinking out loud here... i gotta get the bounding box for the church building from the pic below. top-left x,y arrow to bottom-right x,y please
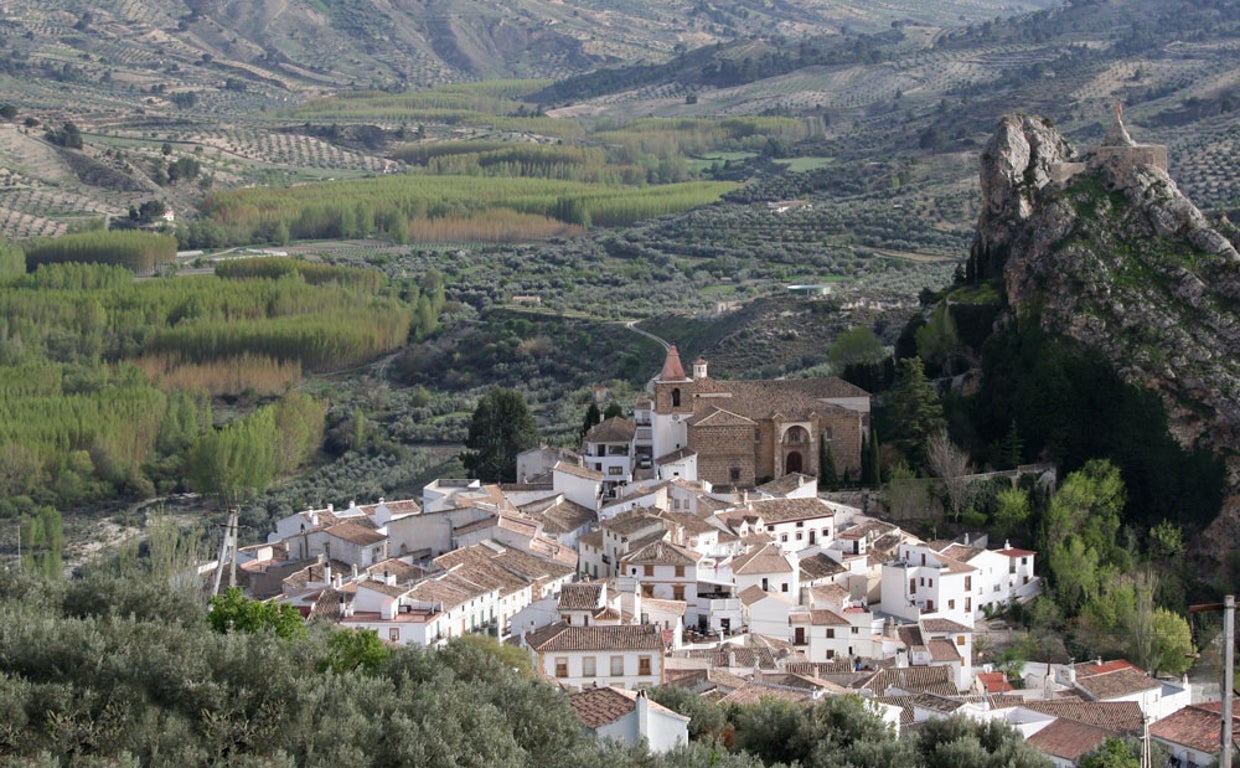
634,346 -> 870,488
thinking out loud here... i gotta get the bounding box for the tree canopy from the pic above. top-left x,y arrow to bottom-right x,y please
462,387 -> 539,482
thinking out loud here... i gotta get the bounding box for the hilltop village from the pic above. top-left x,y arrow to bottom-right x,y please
219,346 -> 1219,764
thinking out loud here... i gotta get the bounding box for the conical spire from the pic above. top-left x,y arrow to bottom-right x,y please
659,344 -> 688,381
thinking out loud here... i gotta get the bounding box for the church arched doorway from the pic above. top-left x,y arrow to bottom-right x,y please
786,451 -> 803,474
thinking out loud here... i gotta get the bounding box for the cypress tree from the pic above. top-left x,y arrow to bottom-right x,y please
819,440 -> 839,491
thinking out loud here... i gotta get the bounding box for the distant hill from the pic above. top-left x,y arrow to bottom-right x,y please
0,0 -> 1236,244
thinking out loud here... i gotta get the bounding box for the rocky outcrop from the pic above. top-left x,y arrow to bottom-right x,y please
971,113 -> 1240,555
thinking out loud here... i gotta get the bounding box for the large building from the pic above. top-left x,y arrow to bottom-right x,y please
636,346 -> 869,488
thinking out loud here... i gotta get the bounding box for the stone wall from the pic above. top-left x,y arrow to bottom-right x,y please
689,423 -> 757,487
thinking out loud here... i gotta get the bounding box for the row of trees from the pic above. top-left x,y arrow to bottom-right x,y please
0,259 -> 439,509
201,174 -> 736,246
23,230 -> 177,274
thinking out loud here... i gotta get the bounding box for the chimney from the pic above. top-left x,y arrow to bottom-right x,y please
327,504 -> 333,513
332,573 -> 342,589
385,570 -> 396,586
351,563 -> 359,580
323,562 -> 331,585
964,532 -> 970,545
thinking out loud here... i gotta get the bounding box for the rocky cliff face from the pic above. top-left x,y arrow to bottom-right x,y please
970,113 -> 1240,554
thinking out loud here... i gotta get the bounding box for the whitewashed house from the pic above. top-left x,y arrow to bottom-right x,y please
525,623 -> 667,691
569,687 -> 689,754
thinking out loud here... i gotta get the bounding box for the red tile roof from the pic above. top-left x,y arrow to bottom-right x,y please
1027,719 -> 1115,761
976,671 -> 1014,694
526,622 -> 665,652
1150,702 -> 1240,754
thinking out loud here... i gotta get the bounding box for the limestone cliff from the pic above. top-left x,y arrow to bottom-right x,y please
968,112 -> 1240,555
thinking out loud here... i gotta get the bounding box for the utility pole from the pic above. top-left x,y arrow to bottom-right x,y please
1190,595 -> 1234,768
211,508 -> 241,596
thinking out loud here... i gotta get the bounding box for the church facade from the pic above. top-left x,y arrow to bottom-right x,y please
634,346 -> 870,488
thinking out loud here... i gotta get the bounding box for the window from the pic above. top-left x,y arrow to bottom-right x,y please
965,598 -> 972,612
965,576 -> 972,591
730,467 -> 741,481
795,627 -> 806,645
928,579 -> 933,587
826,628 -> 835,639
389,628 -> 400,642
919,577 -> 924,587
781,583 -> 789,593
611,656 -> 624,676
754,428 -> 761,443
909,578 -> 916,594
956,636 -> 966,646
675,565 -> 685,578
638,656 -> 652,676
851,627 -> 859,635
948,599 -> 955,610
555,658 -> 569,678
761,578 -> 769,591
608,466 -> 623,475
671,388 -> 681,407
795,532 -> 803,541
781,533 -> 788,543
583,656 -> 597,677
796,521 -> 804,528
673,585 -> 685,601
643,564 -> 654,577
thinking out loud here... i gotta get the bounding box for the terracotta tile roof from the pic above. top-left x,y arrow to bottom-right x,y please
664,667 -> 748,693
569,687 -> 688,730
756,672 -> 848,693
1075,659 -> 1140,677
578,529 -> 604,549
526,622 -> 665,652
642,598 -> 687,616
936,556 -> 977,574
719,682 -> 814,706
658,510 -> 719,536
584,416 -> 637,444
898,625 -> 926,652
805,583 -> 850,608
859,665 -> 960,696
747,497 -> 836,524
976,671 -> 1014,694
755,473 -> 818,495
920,618 -> 973,634
603,510 -> 667,537
871,696 -> 917,725
811,609 -> 850,626
730,543 -> 794,575
1074,667 -> 1159,700
569,686 -> 637,728
622,539 -> 701,566
688,407 -> 756,428
655,447 -> 696,463
324,521 -> 387,546
365,558 -> 427,583
680,644 -> 779,671
523,498 -> 596,534
688,376 -> 869,423
554,461 -> 604,481
357,579 -> 412,598
558,583 -> 604,610
927,639 -> 960,662
785,658 -> 857,676
1151,702 -> 1240,754
939,544 -> 985,562
1022,700 -> 1144,734
659,345 -> 689,381
910,692 -> 968,713
1027,719 -> 1115,762
738,584 -> 772,606
998,547 -> 1037,557
800,553 -> 846,581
